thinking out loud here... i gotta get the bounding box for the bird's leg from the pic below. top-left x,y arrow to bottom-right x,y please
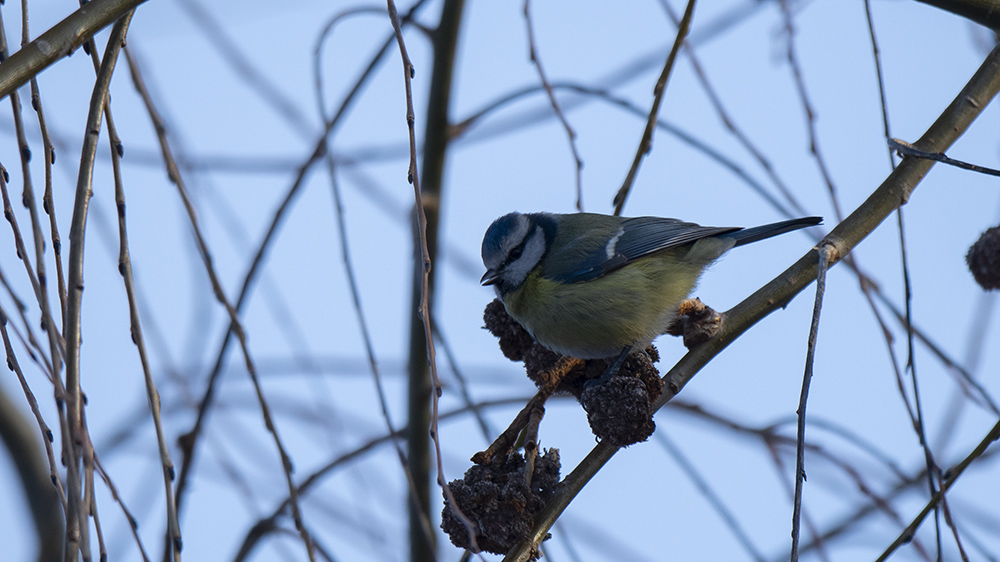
585,345 -> 632,389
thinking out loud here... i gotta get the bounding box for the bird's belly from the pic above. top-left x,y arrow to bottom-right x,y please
503,262 -> 702,359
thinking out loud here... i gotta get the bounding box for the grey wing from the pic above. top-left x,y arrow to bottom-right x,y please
551,216 -> 740,284
613,217 -> 740,260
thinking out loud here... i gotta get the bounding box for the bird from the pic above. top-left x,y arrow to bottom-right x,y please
481,211 -> 822,360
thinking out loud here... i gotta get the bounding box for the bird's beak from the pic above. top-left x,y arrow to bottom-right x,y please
481,269 -> 499,286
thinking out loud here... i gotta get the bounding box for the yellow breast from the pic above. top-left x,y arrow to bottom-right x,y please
502,253 -> 709,359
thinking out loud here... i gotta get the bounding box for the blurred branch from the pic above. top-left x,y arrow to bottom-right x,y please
894,205 -> 944,556
502,39 -> 1000,562
913,0 -> 1000,30
314,7 -> 440,560
0,383 -> 62,562
667,400 -> 936,560
523,0 -> 585,211
877,417 -> 1000,561
175,0 -> 315,137
779,0 -> 844,222
398,0 -> 467,560
168,0 -> 431,539
115,46 -> 183,562
0,0 -> 147,100
654,431 -> 765,561
232,397 -> 529,562
124,35 -> 318,562
659,0 -> 809,217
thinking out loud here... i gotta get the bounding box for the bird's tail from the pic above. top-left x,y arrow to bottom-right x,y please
727,216 -> 823,247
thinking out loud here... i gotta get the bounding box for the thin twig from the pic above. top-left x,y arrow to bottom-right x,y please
778,0 -> 844,222
876,417 -> 1000,561
897,206 -> 945,558
765,437 -> 831,562
386,1 -> 479,558
62,13 -> 135,560
523,0 -> 584,211
863,0 -> 896,170
612,0 -> 697,215
11,0 -> 68,396
790,242 -> 835,561
889,137 -> 1000,176
81,427 -> 97,562
0,6 -> 61,383
658,0 -> 809,217
232,397 -> 530,561
31,51 -> 68,332
311,9 -> 437,551
939,493 -> 971,561
0,0 -> 148,99
94,453 -> 151,562
168,0 -> 433,531
126,47 -> 318,562
394,1 -> 479,559
103,46 -> 183,562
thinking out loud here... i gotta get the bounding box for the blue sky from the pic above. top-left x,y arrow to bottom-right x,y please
1,1 -> 999,560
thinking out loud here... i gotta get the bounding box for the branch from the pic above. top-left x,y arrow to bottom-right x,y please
501,39 -> 1000,562
62,12 -> 134,561
876,417 -> 1000,561
791,243 -> 836,561
0,0 -> 148,100
0,381 -> 62,562
390,0 -> 470,559
913,0 -> 1000,30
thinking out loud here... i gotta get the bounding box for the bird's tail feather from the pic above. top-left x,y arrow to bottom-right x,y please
728,216 -> 823,247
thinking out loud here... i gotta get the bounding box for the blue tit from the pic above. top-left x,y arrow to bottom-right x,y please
481,212 -> 822,360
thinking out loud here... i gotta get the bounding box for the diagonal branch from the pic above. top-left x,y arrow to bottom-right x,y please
502,39 -> 1000,562
0,0 -> 148,100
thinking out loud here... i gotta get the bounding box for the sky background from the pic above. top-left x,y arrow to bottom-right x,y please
1,0 -> 999,561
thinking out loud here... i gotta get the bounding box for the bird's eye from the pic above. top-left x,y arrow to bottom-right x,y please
508,244 -> 524,262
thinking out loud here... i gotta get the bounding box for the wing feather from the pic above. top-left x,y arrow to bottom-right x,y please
542,215 -> 740,284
